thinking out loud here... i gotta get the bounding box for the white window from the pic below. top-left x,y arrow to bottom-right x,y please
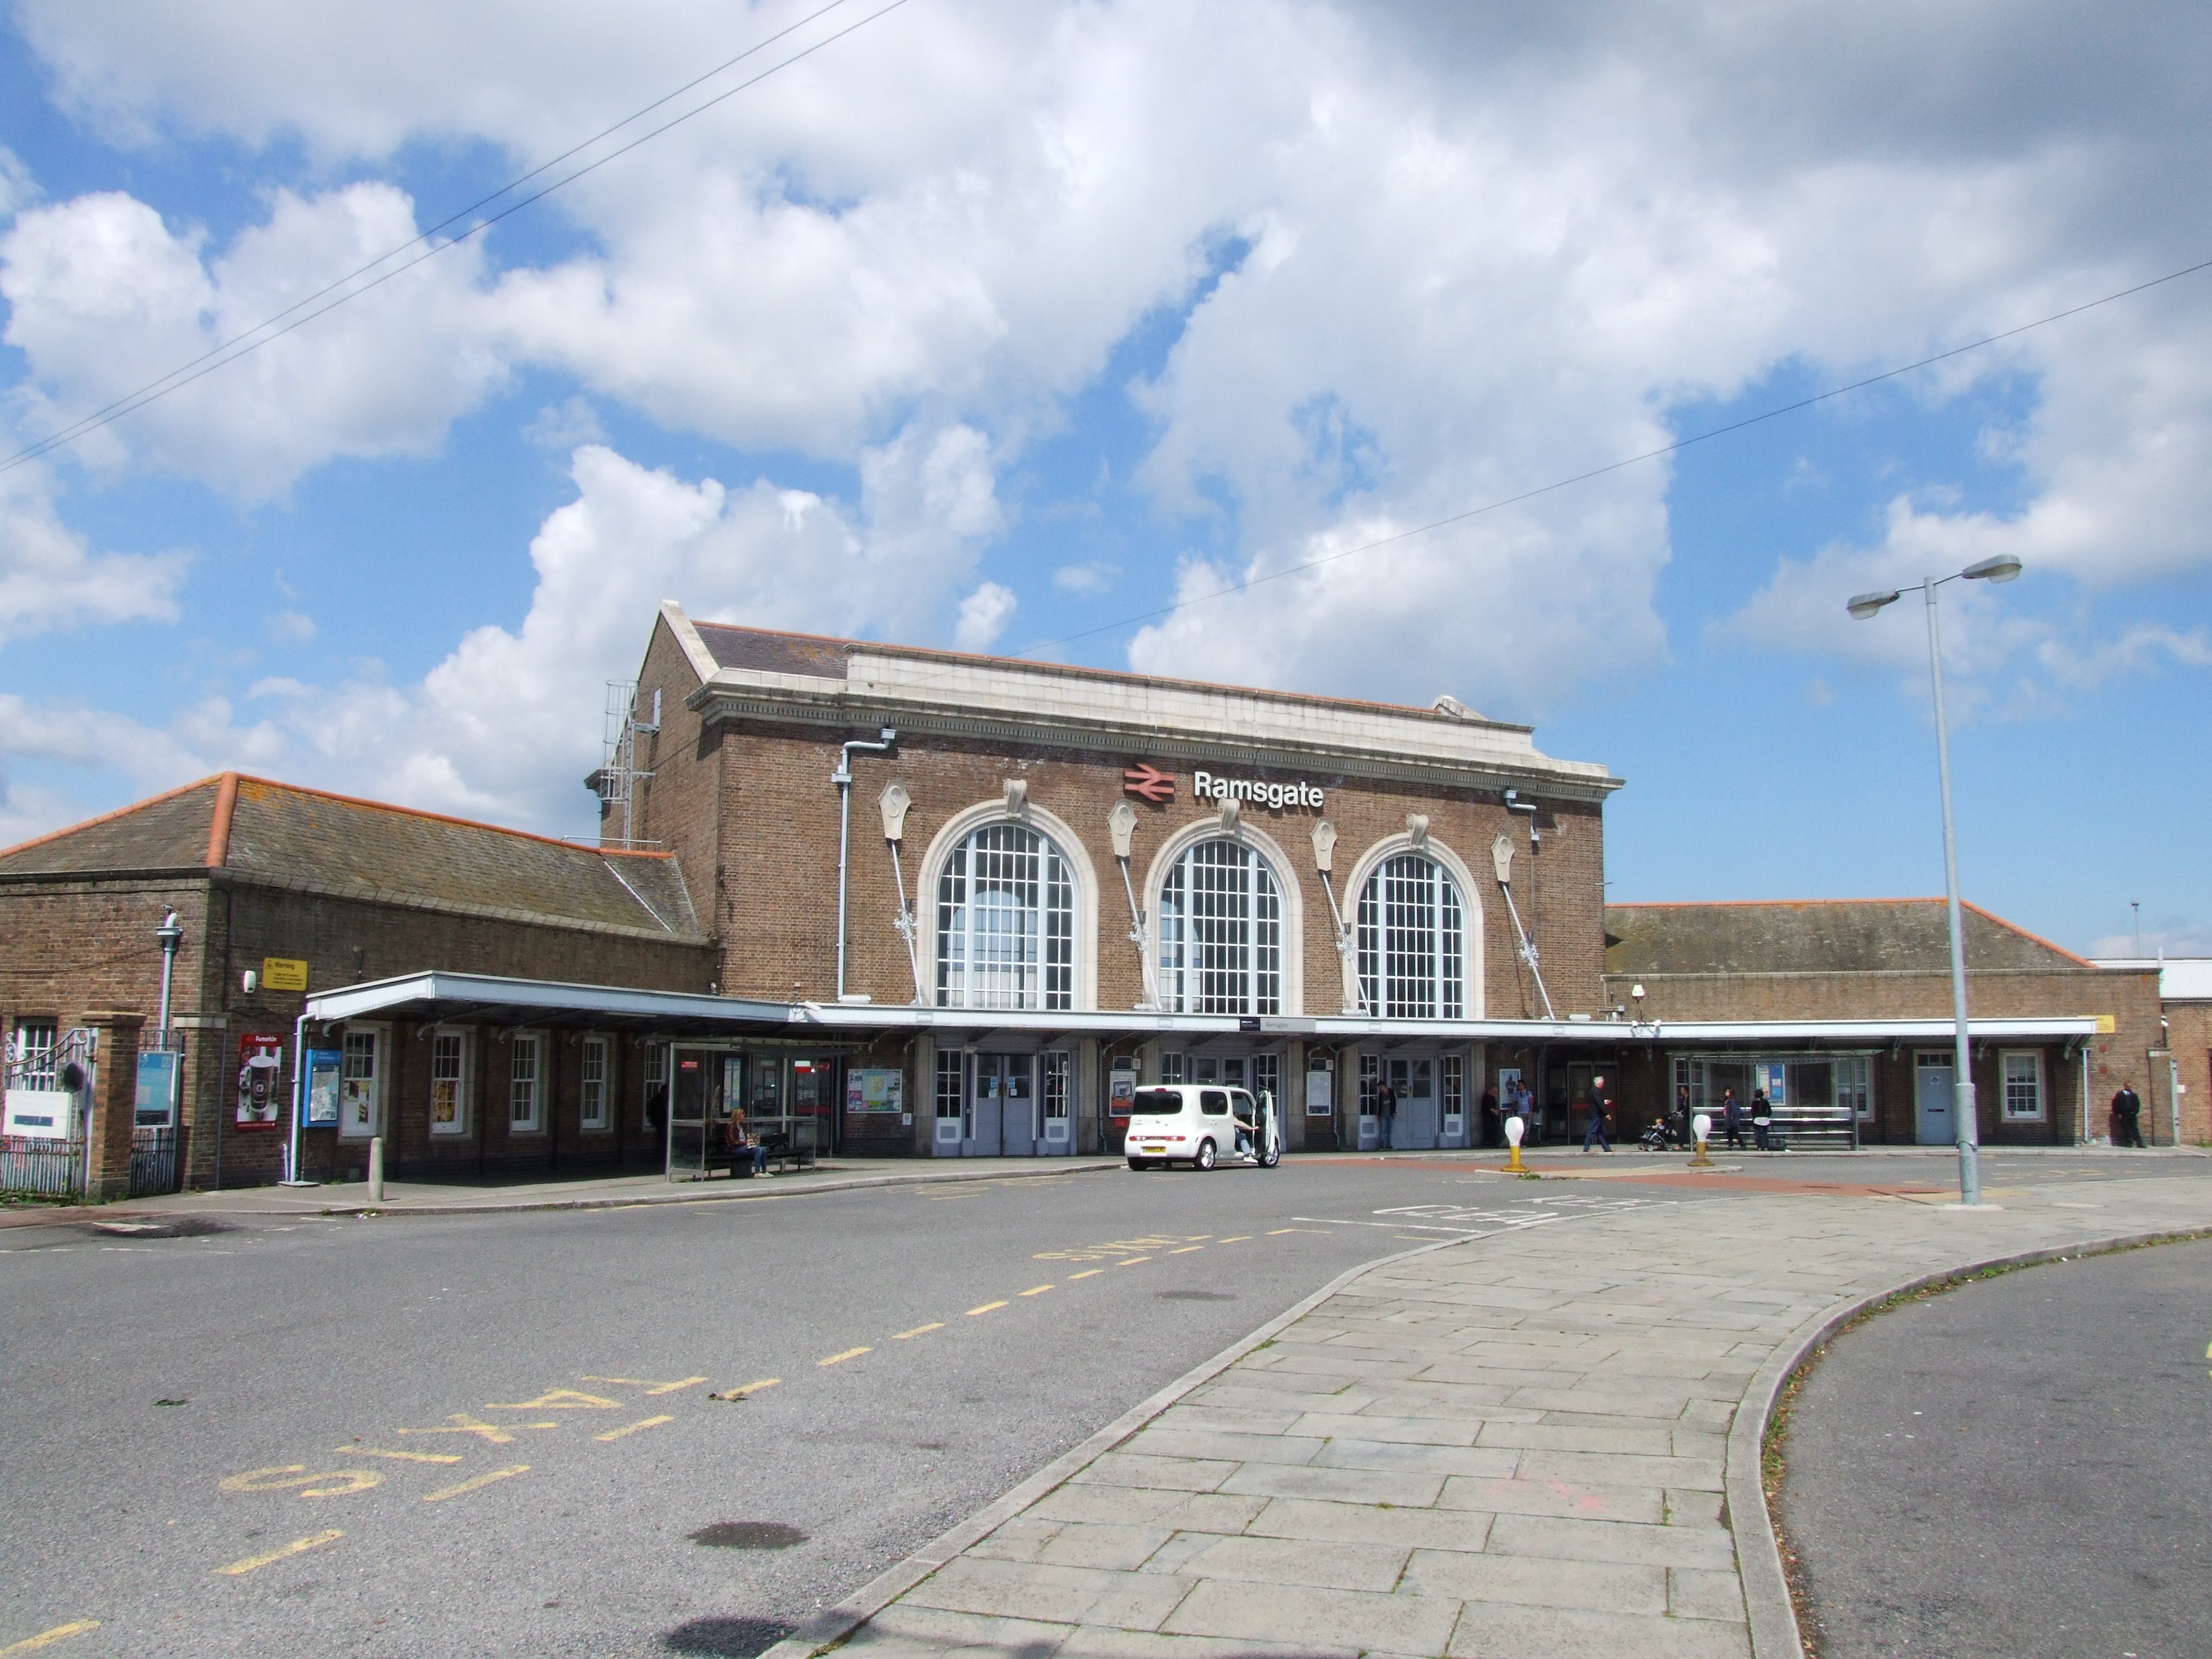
1356,854 -> 1464,1018
1251,1053 -> 1282,1113
1836,1055 -> 1873,1120
580,1036 -> 610,1132
935,823 -> 1075,1011
935,1050 -> 965,1119
1442,1054 -> 1465,1122
429,1030 -> 471,1136
1157,839 -> 1283,1015
339,1027 -> 383,1139
2001,1050 -> 2045,1121
509,1036 -> 543,1134
1158,1051 -> 1187,1084
10,1019 -> 59,1090
643,1042 -> 668,1129
1042,1051 -> 1070,1122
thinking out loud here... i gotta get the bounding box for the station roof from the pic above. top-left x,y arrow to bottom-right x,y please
305,972 -> 797,1034
1605,899 -> 2099,977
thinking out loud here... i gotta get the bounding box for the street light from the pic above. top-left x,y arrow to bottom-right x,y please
1845,551 -> 2022,1205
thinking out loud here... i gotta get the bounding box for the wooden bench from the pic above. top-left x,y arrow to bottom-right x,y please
705,1130 -> 816,1176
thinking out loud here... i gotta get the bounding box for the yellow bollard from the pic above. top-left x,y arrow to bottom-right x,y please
1687,1112 -> 1714,1168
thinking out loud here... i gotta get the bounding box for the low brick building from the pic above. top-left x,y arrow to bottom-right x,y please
1602,900 -> 2168,1145
0,774 -> 714,1188
2088,956 -> 2210,1146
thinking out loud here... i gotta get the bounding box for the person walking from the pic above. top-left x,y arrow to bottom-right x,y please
1721,1088 -> 1746,1149
1582,1079 -> 1612,1152
1374,1077 -> 1398,1149
2112,1083 -> 2146,1148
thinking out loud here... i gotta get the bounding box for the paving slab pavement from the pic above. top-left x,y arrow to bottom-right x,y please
766,1171 -> 2212,1659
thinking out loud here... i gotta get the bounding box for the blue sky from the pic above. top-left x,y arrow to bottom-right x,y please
1,0 -> 2207,959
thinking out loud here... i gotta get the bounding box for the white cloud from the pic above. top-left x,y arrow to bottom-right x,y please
266,609 -> 317,643
523,395 -> 604,450
954,581 -> 1017,651
1054,560 -> 1119,594
0,464 -> 190,643
0,145 -> 37,221
1,183 -> 504,496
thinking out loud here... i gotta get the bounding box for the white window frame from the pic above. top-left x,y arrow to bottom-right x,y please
935,822 -> 1077,1012
9,1018 -> 60,1090
428,1028 -> 472,1137
509,1032 -> 545,1135
2000,1049 -> 2046,1121
1156,838 -> 1284,1015
338,1024 -> 387,1140
1356,854 -> 1465,1019
579,1035 -> 611,1133
1835,1054 -> 1873,1121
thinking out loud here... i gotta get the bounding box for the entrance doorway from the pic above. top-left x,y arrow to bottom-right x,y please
949,1051 -> 1075,1157
1356,1052 -> 1467,1149
1915,1051 -> 1956,1145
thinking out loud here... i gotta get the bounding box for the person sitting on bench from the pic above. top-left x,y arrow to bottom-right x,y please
726,1108 -> 768,1176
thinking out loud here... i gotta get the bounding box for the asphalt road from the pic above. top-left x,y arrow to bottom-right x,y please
1779,1233 -> 2212,1659
0,1148 -> 2195,1659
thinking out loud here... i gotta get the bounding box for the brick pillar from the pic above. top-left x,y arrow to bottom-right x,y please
81,1011 -> 146,1203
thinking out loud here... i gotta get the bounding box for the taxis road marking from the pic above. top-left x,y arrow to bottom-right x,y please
486,1389 -> 620,1411
1069,1269 -> 1105,1280
893,1323 -> 944,1339
216,1530 -> 343,1575
595,1415 -> 675,1442
0,1622 -> 100,1655
581,1375 -> 708,1395
966,1301 -> 1008,1317
1219,1235 -> 1252,1243
398,1414 -> 520,1445
1116,1256 -> 1151,1267
1020,1284 -> 1054,1296
346,1448 -> 462,1464
819,1347 -> 872,1367
422,1465 -> 530,1502
713,1378 -> 782,1399
1168,1246 -> 1205,1254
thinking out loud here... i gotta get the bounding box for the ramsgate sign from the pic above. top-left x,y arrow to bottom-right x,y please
1122,764 -> 1325,811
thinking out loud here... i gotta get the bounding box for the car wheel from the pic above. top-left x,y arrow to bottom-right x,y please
1127,1157 -> 1150,1171
1260,1142 -> 1280,1169
1195,1139 -> 1216,1171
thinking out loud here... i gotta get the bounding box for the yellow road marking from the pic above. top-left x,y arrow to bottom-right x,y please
0,1621 -> 100,1654
892,1323 -> 944,1339
218,1467 -> 381,1497
215,1530 -> 342,1575
422,1464 -> 530,1503
966,1301 -> 1008,1317
595,1415 -> 675,1442
1116,1256 -> 1151,1267
1266,1228 -> 1299,1235
398,1413 -> 519,1445
712,1378 -> 782,1399
346,1448 -> 462,1464
1183,1235 -> 1212,1241
818,1347 -> 872,1367
582,1375 -> 708,1395
1218,1235 -> 1251,1243
1020,1285 -> 1054,1296
1069,1269 -> 1104,1280
486,1389 -> 620,1410
1168,1246 -> 1204,1254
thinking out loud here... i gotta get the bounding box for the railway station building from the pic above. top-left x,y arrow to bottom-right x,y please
0,602 -> 2182,1196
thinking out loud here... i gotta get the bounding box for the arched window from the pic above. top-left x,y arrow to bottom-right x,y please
1357,854 -> 1464,1018
935,823 -> 1075,1010
1157,839 -> 1282,1015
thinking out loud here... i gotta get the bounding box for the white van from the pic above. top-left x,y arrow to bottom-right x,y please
1125,1084 -> 1280,1171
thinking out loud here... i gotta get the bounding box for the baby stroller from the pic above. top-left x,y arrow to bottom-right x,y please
1639,1116 -> 1684,1152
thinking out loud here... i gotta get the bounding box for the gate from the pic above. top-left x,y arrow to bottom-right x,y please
3,1027 -> 93,1199
130,1126 -> 179,1197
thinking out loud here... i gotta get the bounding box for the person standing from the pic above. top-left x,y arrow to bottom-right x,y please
1674,1084 -> 1694,1149
2112,1083 -> 2146,1148
1582,1079 -> 1612,1152
1721,1088 -> 1746,1150
1374,1077 -> 1398,1149
1479,1085 -> 1500,1148
1752,1089 -> 1773,1151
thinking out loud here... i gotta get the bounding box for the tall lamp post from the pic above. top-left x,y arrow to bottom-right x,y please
1847,553 -> 2022,1207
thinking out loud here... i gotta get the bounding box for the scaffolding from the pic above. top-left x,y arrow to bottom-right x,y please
596,680 -> 661,850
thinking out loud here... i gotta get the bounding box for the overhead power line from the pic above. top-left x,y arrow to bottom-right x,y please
1019,250 -> 2212,659
0,0 -> 912,479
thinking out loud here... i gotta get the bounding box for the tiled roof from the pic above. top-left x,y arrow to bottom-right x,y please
694,621 -> 852,680
1604,899 -> 2092,977
0,775 -> 702,942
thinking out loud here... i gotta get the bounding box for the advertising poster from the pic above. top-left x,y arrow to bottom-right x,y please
134,1051 -> 178,1128
1108,1066 -> 1137,1116
305,1049 -> 342,1128
1761,1062 -> 1788,1107
236,1033 -> 285,1130
845,1068 -> 904,1114
1305,1064 -> 1332,1115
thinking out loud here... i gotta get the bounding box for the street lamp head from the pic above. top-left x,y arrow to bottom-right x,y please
1960,554 -> 2023,583
1847,589 -> 1901,620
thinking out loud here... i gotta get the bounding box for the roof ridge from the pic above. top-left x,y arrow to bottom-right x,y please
1960,899 -> 2093,968
226,774 -> 677,858
1606,897 -> 1947,910
0,775 -> 219,864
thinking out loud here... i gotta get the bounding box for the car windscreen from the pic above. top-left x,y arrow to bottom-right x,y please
1128,1090 -> 1183,1116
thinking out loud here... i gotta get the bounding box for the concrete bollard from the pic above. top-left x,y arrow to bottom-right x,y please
368,1136 -> 385,1203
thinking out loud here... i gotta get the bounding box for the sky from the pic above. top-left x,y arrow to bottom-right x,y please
0,0 -> 2206,960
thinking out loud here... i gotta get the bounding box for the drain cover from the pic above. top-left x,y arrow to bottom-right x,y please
689,1521 -> 807,1550
1156,1290 -> 1235,1301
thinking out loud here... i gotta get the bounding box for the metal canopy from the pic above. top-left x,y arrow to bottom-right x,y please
303,972 -> 802,1036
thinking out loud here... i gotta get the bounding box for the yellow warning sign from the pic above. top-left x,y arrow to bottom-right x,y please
262,958 -> 309,992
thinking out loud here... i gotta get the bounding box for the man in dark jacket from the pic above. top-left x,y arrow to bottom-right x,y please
1374,1079 -> 1398,1149
1582,1079 -> 1612,1152
1721,1088 -> 1745,1149
2112,1084 -> 2146,1147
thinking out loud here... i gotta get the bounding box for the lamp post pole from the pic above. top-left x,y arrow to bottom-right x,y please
1847,553 -> 2021,1207
1922,578 -> 1981,1207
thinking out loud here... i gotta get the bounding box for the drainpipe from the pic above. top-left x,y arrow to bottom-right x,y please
834,729 -> 897,1001
282,1010 -> 313,1186
155,909 -> 183,1043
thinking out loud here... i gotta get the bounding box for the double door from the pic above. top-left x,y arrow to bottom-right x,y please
960,1052 -> 1072,1157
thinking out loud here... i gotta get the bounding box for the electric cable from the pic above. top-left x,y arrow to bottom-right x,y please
0,0 -> 913,478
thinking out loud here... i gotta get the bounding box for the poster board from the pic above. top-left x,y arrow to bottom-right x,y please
1304,1062 -> 1333,1115
1108,1065 -> 1137,1117
236,1033 -> 285,1130
304,1049 -> 342,1127
3,1090 -> 74,1140
845,1068 -> 904,1114
135,1051 -> 179,1128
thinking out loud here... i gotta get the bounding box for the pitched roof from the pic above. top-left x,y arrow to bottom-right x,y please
0,774 -> 703,942
1604,899 -> 2093,977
